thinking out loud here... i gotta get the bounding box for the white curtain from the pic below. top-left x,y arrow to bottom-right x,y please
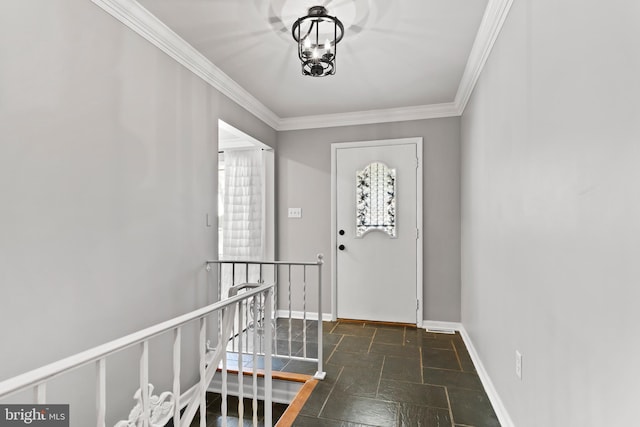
222,149 -> 264,261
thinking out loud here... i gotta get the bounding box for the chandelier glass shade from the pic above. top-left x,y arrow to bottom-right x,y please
291,6 -> 344,77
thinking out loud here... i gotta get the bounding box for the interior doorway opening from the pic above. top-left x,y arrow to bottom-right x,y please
218,120 -> 275,265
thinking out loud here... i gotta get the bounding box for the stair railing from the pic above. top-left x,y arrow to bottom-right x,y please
206,254 -> 326,380
0,282 -> 275,427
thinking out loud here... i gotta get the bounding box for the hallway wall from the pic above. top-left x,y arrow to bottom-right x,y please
277,118 -> 461,322
0,1 -> 275,424
460,0 -> 640,425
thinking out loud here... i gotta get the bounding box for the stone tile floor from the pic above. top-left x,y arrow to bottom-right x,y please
190,319 -> 501,426
294,320 -> 501,427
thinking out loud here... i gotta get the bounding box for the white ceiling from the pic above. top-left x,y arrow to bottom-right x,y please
135,0 -> 489,121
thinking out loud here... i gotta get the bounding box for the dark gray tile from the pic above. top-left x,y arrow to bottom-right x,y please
316,363 -> 343,387
452,340 -> 476,372
300,380 -> 336,417
275,338 -> 304,356
331,323 -> 375,337
364,323 -> 406,331
323,333 -> 344,345
381,355 -> 422,383
448,387 -> 500,427
282,359 -> 319,375
423,368 -> 483,391
403,328 -> 424,345
296,328 -> 319,343
327,351 -> 384,370
292,415 -> 345,426
397,403 -> 452,427
323,342 -> 337,360
404,330 -> 453,349
337,335 -> 373,353
276,317 -> 307,329
320,393 -> 398,426
418,338 -> 454,350
372,328 -> 405,345
293,415 -> 374,427
301,341 -> 335,360
275,319 -> 306,340
333,365 -> 381,398
422,347 -> 462,371
370,342 -> 420,359
323,321 -> 339,332
377,379 -> 449,409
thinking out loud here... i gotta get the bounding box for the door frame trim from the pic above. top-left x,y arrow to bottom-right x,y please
330,137 -> 424,326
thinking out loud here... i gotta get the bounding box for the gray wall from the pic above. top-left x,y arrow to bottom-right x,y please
277,118 -> 461,322
0,1 -> 274,425
461,0 -> 640,425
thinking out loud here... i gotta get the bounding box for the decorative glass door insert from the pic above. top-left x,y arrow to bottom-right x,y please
356,161 -> 396,237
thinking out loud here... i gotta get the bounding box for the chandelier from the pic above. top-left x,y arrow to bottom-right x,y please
291,6 -> 344,77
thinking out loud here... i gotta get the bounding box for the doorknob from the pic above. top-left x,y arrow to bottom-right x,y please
339,229 -> 345,236
338,244 -> 345,251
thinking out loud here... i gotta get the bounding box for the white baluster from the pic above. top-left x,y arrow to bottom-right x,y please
245,290 -> 250,356
173,327 -> 181,425
140,341 -> 150,427
264,288 -> 273,426
34,383 -> 46,404
237,301 -> 244,422
288,264 -> 292,357
96,359 -> 106,427
273,265 -> 278,357
315,254 -> 326,379
218,263 -> 222,339
199,318 -> 206,427
252,295 -> 258,427
303,265 -> 307,359
232,264 -> 236,353
221,308 -> 228,427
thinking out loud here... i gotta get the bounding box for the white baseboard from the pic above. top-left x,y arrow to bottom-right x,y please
276,310 -> 332,322
422,320 -> 514,427
458,326 -> 515,427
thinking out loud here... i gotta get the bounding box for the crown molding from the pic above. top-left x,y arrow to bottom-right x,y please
278,102 -> 460,131
90,0 -> 512,131
90,0 -> 280,129
454,0 -> 514,115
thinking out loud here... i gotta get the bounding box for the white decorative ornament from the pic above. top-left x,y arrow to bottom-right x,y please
114,384 -> 175,427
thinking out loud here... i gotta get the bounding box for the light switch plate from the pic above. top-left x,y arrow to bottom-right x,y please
288,208 -> 302,218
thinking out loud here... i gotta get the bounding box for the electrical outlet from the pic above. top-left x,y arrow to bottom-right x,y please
288,207 -> 302,218
515,350 -> 522,380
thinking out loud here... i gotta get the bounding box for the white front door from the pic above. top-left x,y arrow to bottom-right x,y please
333,138 -> 422,324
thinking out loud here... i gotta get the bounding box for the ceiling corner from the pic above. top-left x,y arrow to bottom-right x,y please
453,0 -> 515,115
91,0 -> 281,129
